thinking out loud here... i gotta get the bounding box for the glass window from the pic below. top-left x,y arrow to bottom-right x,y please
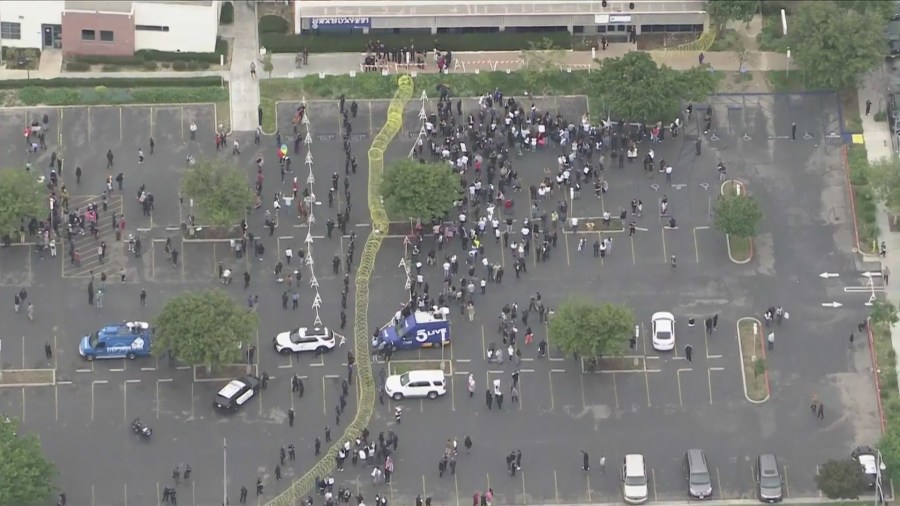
0,21 -> 21,40
82,29 -> 96,41
100,30 -> 114,42
136,25 -> 170,32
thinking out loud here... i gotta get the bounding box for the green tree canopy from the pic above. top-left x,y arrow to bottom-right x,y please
815,458 -> 868,499
871,299 -> 899,328
789,1 -> 886,90
548,298 -> 633,358
382,158 -> 459,220
153,290 -> 257,370
714,194 -> 762,238
866,158 -> 900,216
0,169 -> 45,239
180,160 -> 254,228
0,417 -> 57,506
881,419 -> 900,484
589,52 -> 717,123
706,0 -> 757,28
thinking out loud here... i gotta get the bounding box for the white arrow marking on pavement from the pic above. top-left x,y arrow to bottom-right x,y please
862,271 -> 883,278
818,272 -> 839,279
821,302 -> 844,308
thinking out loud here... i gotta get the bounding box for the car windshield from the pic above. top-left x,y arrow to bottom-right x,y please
690,472 -> 711,486
399,373 -> 411,386
290,332 -> 304,343
624,474 -> 646,487
89,331 -> 100,347
760,473 -> 781,489
214,394 -> 231,406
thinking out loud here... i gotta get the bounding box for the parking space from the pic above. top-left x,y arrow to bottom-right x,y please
22,384 -> 59,427
61,194 -> 125,279
89,378 -> 123,425
0,245 -> 33,285
155,369 -> 196,420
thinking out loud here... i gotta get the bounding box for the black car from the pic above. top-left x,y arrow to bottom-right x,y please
851,445 -> 885,489
213,375 -> 260,412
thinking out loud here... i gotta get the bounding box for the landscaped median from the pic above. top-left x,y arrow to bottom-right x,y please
719,180 -> 754,264
0,76 -> 227,107
388,359 -> 452,376
844,144 -> 881,257
736,317 -> 770,403
0,369 -> 56,387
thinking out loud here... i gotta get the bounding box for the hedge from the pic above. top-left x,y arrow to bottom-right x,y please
259,15 -> 290,34
70,38 -> 228,65
262,70 -> 589,100
17,86 -> 228,106
0,76 -> 222,90
260,31 -> 574,53
220,1 -> 234,24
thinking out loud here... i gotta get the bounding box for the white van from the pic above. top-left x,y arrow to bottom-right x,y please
384,369 -> 447,400
622,454 -> 649,504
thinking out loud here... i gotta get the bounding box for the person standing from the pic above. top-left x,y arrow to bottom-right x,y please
467,374 -> 475,397
684,344 -> 693,362
240,486 -> 248,504
140,289 -> 147,306
581,449 -> 589,471
866,99 -> 872,116
27,302 -> 34,321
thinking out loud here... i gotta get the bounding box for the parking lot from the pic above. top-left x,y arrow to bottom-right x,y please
0,99 -> 369,505
0,92 -> 884,505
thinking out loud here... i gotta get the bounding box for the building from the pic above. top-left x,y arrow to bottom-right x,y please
293,0 -> 708,37
0,0 -> 222,57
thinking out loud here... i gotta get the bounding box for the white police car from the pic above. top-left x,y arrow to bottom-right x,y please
273,326 -> 335,354
213,375 -> 260,412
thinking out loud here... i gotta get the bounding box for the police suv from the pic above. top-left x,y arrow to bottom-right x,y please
213,375 -> 260,412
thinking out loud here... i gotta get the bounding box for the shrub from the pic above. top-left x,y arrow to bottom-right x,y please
0,76 -> 222,90
101,64 -> 121,72
259,15 -> 290,34
757,16 -> 790,53
64,61 -> 91,72
142,61 -> 158,71
220,1 -> 234,24
172,61 -> 188,71
260,31 -> 573,53
215,37 -> 229,61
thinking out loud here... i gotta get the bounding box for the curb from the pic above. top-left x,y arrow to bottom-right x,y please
865,316 -> 887,434
720,179 -> 753,264
735,317 -> 770,404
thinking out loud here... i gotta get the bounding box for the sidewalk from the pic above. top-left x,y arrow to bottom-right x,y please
261,48 -> 791,78
858,69 -> 900,387
227,0 -> 261,131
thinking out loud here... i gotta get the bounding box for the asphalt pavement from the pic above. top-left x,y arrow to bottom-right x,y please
0,92 -> 884,505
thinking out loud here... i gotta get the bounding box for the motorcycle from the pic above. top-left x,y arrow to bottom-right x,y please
131,418 -> 152,440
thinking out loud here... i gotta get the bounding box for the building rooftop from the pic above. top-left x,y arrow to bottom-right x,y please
64,0 -> 213,12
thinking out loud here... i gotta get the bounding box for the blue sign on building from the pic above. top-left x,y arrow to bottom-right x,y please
311,17 -> 371,30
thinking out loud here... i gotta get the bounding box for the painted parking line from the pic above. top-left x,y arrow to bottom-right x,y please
709,367 -> 724,404
90,379 -> 108,422
693,226 -> 711,263
547,369 -> 567,411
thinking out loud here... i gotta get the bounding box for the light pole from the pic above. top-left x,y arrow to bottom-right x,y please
223,438 -> 228,506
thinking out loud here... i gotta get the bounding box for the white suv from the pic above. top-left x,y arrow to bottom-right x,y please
384,370 -> 447,400
273,326 -> 335,354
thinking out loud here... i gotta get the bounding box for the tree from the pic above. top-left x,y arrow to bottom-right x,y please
153,290 -> 257,371
843,1 -> 896,19
881,419 -> 900,485
0,417 -> 57,506
870,299 -> 899,328
866,158 -> 900,220
790,1 -> 886,90
714,194 -> 762,238
0,169 -> 45,239
520,38 -> 567,95
547,298 -> 633,358
706,0 -> 757,29
180,160 -> 254,228
382,159 -> 459,221
589,52 -> 717,122
815,458 -> 868,499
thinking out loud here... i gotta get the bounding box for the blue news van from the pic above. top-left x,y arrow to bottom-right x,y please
79,321 -> 153,361
375,308 -> 451,351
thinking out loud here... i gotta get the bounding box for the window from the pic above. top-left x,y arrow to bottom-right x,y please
100,30 -> 114,42
136,24 -> 169,32
0,21 -> 21,40
81,29 -> 95,40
